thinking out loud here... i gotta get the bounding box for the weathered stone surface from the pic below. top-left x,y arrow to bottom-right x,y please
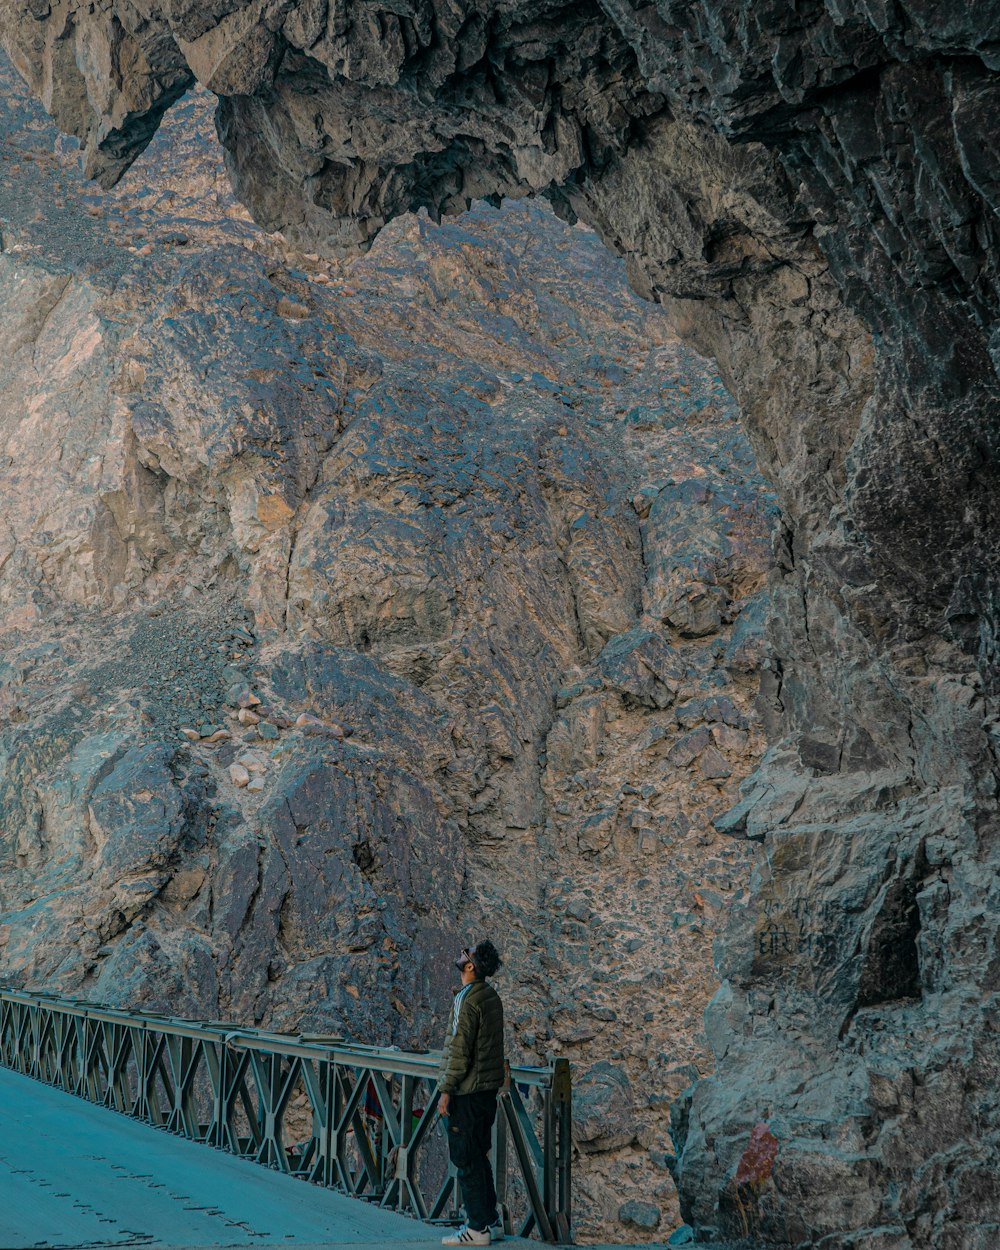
574,1060 -> 636,1154
5,0 -> 1000,1241
619,1199 -> 661,1232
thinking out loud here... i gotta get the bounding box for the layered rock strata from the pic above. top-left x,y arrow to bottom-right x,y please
0,63 -> 773,1240
2,2 -> 1000,1244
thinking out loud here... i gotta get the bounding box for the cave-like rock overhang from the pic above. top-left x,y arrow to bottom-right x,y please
2,3 -> 999,1245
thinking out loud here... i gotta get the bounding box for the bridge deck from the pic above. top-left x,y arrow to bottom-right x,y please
0,1065 -> 530,1250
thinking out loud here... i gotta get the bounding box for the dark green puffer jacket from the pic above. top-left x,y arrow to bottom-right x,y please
438,978 -> 505,1095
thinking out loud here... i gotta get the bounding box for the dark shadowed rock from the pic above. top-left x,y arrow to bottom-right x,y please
619,1199 -> 661,1231
574,1060 -> 636,1154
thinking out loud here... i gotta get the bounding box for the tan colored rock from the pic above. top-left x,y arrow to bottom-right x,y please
256,493 -> 295,528
229,763 -> 250,787
276,297 -> 310,319
711,724 -> 748,753
237,707 -> 260,725
162,867 -> 206,902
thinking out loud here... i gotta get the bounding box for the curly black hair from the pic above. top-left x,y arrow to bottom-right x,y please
470,939 -> 503,978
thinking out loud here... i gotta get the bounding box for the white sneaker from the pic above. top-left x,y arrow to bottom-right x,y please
489,1219 -> 505,1241
441,1226 -> 491,1246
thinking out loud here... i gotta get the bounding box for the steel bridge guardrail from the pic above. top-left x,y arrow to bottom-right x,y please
0,988 -> 572,1243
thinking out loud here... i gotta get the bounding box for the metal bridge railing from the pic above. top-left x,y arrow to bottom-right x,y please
0,988 -> 572,1243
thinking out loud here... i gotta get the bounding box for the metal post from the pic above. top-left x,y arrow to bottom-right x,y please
493,1084 -> 509,1234
553,1058 -> 572,1243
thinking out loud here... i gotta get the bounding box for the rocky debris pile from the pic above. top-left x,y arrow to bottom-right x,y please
0,58 -> 775,1240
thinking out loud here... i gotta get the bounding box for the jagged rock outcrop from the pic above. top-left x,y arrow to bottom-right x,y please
2,2 -> 1000,1245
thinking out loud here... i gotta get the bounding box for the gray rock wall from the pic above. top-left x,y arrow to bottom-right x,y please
2,2 -> 999,1244
0,63 -> 773,1240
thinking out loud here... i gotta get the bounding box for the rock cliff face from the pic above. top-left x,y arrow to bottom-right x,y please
0,59 -> 773,1240
1,2 -> 999,1246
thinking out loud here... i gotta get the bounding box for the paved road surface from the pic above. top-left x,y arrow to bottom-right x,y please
0,1064 -> 529,1249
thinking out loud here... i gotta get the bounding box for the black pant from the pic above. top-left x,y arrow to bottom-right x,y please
447,1090 -> 499,1231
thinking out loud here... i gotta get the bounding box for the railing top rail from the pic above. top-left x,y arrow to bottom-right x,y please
0,988 -> 558,1088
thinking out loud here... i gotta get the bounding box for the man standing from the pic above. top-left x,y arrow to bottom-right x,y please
438,940 -> 505,1246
